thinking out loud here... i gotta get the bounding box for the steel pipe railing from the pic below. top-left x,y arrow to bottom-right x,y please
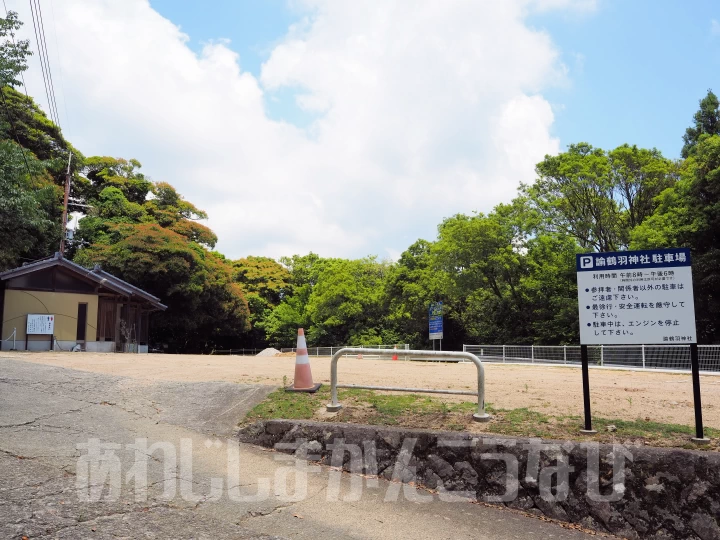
326,348 -> 490,422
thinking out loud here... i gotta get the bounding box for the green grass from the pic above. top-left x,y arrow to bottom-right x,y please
242,387 -> 720,450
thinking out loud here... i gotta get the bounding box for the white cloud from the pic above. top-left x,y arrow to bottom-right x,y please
9,0 -> 585,259
712,19 -> 720,36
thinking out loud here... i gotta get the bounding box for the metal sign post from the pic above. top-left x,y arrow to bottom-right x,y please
689,343 -> 706,442
576,248 -> 707,442
579,344 -> 595,434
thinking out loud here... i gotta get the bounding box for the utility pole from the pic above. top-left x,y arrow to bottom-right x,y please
59,151 -> 73,256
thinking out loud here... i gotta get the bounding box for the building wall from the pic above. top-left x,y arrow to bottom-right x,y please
1,290 -> 99,350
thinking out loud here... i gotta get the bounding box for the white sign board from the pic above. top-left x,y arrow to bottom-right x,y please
577,249 -> 696,345
27,314 -> 55,335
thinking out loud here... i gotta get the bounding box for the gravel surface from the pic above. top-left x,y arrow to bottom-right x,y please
4,350 -> 719,428
0,357 -> 599,540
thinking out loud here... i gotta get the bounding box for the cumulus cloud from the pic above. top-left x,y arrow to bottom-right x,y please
10,0 -> 587,259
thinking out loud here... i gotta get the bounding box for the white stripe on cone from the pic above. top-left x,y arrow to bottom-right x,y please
293,328 -> 315,389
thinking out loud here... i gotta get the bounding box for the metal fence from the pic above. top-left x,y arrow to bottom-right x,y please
462,344 -> 720,373
280,344 -> 410,357
211,348 -> 263,355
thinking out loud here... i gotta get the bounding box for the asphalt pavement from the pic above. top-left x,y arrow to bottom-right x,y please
0,357 -> 601,539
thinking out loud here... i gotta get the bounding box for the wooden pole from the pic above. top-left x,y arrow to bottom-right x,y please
59,152 -> 72,256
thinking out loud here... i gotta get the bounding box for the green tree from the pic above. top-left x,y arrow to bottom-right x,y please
261,253 -> 332,347
0,87 -> 82,188
0,140 -> 61,270
383,239 -> 447,348
608,144 -> 679,230
525,143 -> 675,252
0,11 -> 30,87
72,158 -> 246,351
261,254 -> 397,348
433,211 -> 528,344
520,234 -> 581,344
74,223 -> 249,352
682,90 -> 720,158
79,156 -> 151,205
304,257 -> 391,346
74,161 -> 216,251
233,256 -> 291,346
631,135 -> 720,341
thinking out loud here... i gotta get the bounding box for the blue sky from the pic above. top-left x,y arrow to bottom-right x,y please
150,0 -> 719,160
14,0 -> 720,259
531,0 -> 720,159
149,0 -> 318,128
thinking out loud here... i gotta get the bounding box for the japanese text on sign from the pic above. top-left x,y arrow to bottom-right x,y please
577,249 -> 696,345
429,302 -> 443,340
27,314 -> 55,335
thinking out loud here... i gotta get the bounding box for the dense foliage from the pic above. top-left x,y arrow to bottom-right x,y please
3,11 -> 720,349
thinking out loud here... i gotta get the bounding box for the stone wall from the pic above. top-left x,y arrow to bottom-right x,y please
239,420 -> 720,540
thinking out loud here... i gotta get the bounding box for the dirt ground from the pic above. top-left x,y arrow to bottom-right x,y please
4,350 -> 719,429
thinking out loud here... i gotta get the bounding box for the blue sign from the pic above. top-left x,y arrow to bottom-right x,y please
429,302 -> 443,340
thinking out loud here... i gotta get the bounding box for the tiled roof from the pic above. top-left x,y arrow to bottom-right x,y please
0,253 -> 167,310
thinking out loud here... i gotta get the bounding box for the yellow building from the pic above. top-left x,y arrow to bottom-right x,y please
0,253 -> 166,352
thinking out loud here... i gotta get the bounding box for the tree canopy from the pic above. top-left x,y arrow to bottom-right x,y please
0,10 -> 30,87
4,7 -> 720,349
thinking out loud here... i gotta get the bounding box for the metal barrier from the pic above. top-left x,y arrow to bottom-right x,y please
463,344 -> 720,373
325,348 -> 490,422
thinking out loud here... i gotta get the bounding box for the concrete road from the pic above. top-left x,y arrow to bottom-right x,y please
0,357 -> 602,539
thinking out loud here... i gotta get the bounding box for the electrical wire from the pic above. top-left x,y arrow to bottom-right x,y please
26,0 -> 55,123
27,0 -> 59,126
48,0 -> 69,137
33,0 -> 60,125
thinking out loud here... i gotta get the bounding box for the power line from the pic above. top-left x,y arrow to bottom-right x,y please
48,0 -> 69,137
34,0 -> 60,125
27,0 -> 59,126
27,0 -> 56,123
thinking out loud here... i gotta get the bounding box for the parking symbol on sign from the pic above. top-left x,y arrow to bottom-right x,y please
580,256 -> 594,269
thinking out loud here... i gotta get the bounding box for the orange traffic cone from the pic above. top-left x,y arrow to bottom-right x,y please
285,328 -> 322,393
392,345 -> 398,361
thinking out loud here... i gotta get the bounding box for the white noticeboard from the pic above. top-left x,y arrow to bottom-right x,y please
577,249 -> 696,345
27,314 -> 55,335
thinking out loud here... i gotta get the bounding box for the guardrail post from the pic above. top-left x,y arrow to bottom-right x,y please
563,345 -> 567,364
502,345 -> 506,363
600,345 -> 604,367
531,345 -> 534,363
642,344 -> 646,369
